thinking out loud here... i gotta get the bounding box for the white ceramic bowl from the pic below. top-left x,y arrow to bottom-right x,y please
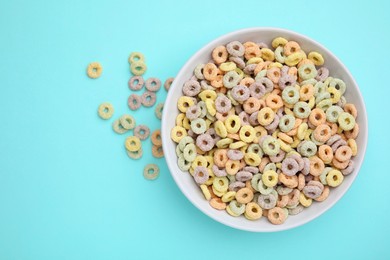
161,27 -> 368,232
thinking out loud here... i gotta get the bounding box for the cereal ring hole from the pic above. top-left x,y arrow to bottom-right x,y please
252,207 -> 258,213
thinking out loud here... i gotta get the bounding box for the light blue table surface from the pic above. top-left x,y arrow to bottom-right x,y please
1,0 -> 389,259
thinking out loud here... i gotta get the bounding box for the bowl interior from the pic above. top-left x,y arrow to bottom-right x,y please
161,27 -> 367,232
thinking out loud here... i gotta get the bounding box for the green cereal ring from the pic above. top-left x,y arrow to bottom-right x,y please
183,143 -> 197,162
130,61 -> 147,76
251,174 -> 263,192
298,140 -> 317,157
329,78 -> 346,95
262,136 -> 280,156
288,204 -> 304,215
128,52 -> 145,63
317,99 -> 332,111
263,162 -> 277,172
176,144 -> 183,157
120,114 -> 136,130
126,148 -> 143,160
178,154 -> 191,171
226,91 -> 239,106
282,86 -> 300,105
247,143 -> 263,158
314,81 -> 327,96
293,101 -> 311,119
320,167 -> 333,185
194,64 -> 205,80
155,103 -> 164,120
338,112 -> 356,131
258,180 -> 273,195
191,118 -> 207,134
98,102 -> 114,119
315,92 -> 331,104
298,63 -> 317,80
255,69 -> 267,81
229,200 -> 245,215
279,114 -> 296,132
323,76 -> 334,87
326,105 -> 344,122
143,164 -> 159,180
223,70 -> 241,89
274,46 -> 286,63
178,136 -> 194,152
197,101 -> 207,118
112,119 -> 128,134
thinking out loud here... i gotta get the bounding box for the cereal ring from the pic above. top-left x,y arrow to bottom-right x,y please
329,78 -> 346,95
288,204 -> 304,215
318,145 -> 333,164
203,63 -> 218,81
155,103 -> 164,120
245,202 -> 262,220
313,124 -> 331,143
309,108 -> 326,127
228,200 -> 246,215
236,171 -> 253,182
125,136 -> 141,152
244,152 -> 261,167
126,148 -> 143,160
268,207 -> 287,225
98,102 -> 114,119
215,95 -> 232,114
285,51 -> 305,66
278,74 -> 296,90
326,169 -> 344,187
128,94 -> 142,110
338,112 -> 356,131
239,125 -> 255,143
227,149 -> 244,161
112,119 -> 128,134
128,52 -> 145,63
145,77 -> 161,92
171,126 -> 187,143
193,166 -> 209,185
196,134 -> 215,152
224,115 -> 241,134
281,157 -> 299,176
309,156 -> 325,176
269,149 -> 286,163
316,67 -> 329,82
249,82 -> 266,99
178,154 -> 191,171
134,125 -> 150,140
151,129 -> 162,146
226,41 -> 245,57
87,62 -> 103,79
128,76 -> 144,91
152,145 -> 164,158
335,145 -> 352,162
298,63 -> 317,80
261,48 -> 275,61
284,41 -> 301,56
141,91 -> 157,107
257,107 -> 275,126
164,77 -> 174,91
279,115 -> 296,133
191,118 -> 207,134
261,136 -> 280,156
297,140 -> 317,157
143,164 -> 159,180
342,160 -> 355,176
130,61 -> 147,76
231,85 -> 250,102
282,86 -> 300,105
120,114 -> 136,130
212,45 -> 228,64
293,101 -> 311,119
266,94 -> 284,110
262,170 -> 278,187
212,165 -> 227,177
210,197 -> 226,210
235,187 -> 254,204
308,51 -> 324,66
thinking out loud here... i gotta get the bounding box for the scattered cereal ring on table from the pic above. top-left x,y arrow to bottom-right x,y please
98,102 -> 114,119
87,62 -> 103,79
143,164 -> 159,180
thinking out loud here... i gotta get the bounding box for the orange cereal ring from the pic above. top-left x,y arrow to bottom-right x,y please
203,63 -> 218,81
277,132 -> 293,144
297,173 -> 305,190
318,145 -> 333,164
212,46 -> 228,64
309,108 -> 326,127
277,195 -> 289,208
244,46 -> 261,60
213,149 -> 228,168
245,180 -> 256,193
297,58 -> 314,68
258,157 -> 270,172
299,84 -> 314,101
225,159 -> 240,175
279,173 -> 298,188
210,74 -> 224,88
309,156 -> 325,176
254,61 -> 271,75
235,187 -> 254,204
209,197 -> 227,210
287,189 -> 300,207
151,129 -> 162,146
267,67 -> 281,84
243,97 -> 261,114
335,145 -> 352,162
152,145 -> 164,158
344,103 -> 357,118
332,157 -> 349,170
268,207 -> 287,225
265,94 -> 284,110
344,123 -> 359,139
313,124 -> 332,143
327,122 -> 339,136
243,41 -> 257,48
314,186 -> 330,202
288,66 -> 298,79
240,77 -> 255,87
284,41 -> 301,56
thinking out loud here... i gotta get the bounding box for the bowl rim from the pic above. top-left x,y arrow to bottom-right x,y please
161,27 -> 368,232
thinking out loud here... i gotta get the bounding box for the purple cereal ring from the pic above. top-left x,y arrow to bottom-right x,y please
206,128 -> 221,143
278,74 -> 296,90
331,139 -> 347,153
227,149 -> 244,160
229,56 -> 245,69
226,41 -> 245,57
281,157 -> 300,176
304,174 -> 314,183
307,180 -> 324,191
231,85 -> 250,102
196,133 -> 215,152
249,81 -> 266,99
128,94 -> 142,110
244,166 -> 259,174
128,76 -> 144,91
212,165 -> 227,177
187,129 -> 197,138
276,107 -> 284,118
235,105 -> 244,115
258,193 -> 277,209
257,42 -> 268,49
257,77 -> 274,94
134,124 -> 150,140
288,154 -> 304,171
186,105 -> 201,120
342,160 -> 355,176
303,185 -> 322,199
229,181 -> 246,192
270,149 -> 286,163
249,111 -> 260,126
265,115 -> 280,131
239,111 -> 250,126
315,67 -> 329,82
327,134 -> 342,146
281,65 -> 289,76
215,95 -> 232,114
141,91 -> 157,107
243,64 -> 257,75
182,79 -> 201,97
145,77 -> 161,92
194,166 -> 209,185
236,171 -> 253,182
301,157 -> 310,175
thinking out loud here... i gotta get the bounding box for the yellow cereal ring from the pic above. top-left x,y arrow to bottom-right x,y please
297,123 -> 308,140
247,57 -> 264,65
290,137 -> 300,148
124,136 -> 141,152
199,90 -> 217,101
216,138 -> 233,149
261,48 -> 275,61
239,125 -> 255,143
214,120 -> 228,138
226,205 -> 240,217
285,51 -> 305,66
205,99 -> 216,116
225,160 -> 240,175
347,139 -> 358,156
262,170 -> 278,187
191,156 -> 208,169
229,141 -> 247,150
224,115 -> 241,134
327,87 -> 341,104
213,177 -> 229,192
219,62 -> 237,72
278,138 -> 292,153
308,96 -> 315,109
272,37 -> 288,48
222,191 -> 237,203
257,107 -> 275,126
244,202 -> 263,220
200,184 -> 211,200
244,152 -> 261,167
212,185 -> 225,197
204,155 -> 214,169
171,126 -> 187,143
253,126 -> 267,143
182,116 -> 191,130
308,51 -> 325,66
175,113 -> 185,127
177,96 -> 195,113
268,62 -> 283,69
326,169 -> 344,187
299,192 -> 313,207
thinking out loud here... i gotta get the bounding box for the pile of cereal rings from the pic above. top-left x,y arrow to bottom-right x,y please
171,37 -> 359,224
